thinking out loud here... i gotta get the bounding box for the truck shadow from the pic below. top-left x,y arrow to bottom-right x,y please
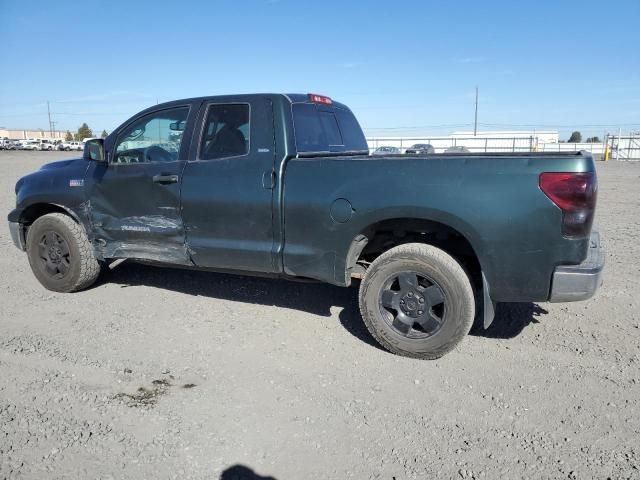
220,464 -> 277,480
103,262 -> 546,347
471,302 -> 549,339
103,262 -> 381,349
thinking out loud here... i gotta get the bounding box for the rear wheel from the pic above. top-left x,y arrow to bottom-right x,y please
359,243 -> 475,359
26,213 -> 101,292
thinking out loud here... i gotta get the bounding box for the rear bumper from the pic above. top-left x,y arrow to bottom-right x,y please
549,231 -> 604,302
8,221 -> 26,251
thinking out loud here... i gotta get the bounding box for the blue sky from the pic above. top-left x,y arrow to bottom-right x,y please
1,0 -> 639,139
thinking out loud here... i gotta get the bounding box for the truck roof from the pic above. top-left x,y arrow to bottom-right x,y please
152,93 -> 351,111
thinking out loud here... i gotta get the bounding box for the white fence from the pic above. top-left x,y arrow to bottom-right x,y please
366,136 -> 634,159
537,142 -> 605,155
605,134 -> 640,160
367,136 -> 605,155
367,136 -> 538,154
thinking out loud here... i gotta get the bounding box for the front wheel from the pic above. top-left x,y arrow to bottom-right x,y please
359,243 -> 475,359
26,213 -> 101,292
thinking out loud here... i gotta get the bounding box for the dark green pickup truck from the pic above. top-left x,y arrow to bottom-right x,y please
8,93 -> 604,359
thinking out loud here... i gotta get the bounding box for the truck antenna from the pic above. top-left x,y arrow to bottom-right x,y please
473,87 -> 478,137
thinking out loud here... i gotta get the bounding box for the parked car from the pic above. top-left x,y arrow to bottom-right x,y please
20,141 -> 40,150
8,93 -> 604,360
373,146 -> 401,155
2,140 -> 18,150
405,143 -> 435,154
61,141 -> 83,151
39,140 -> 56,151
444,146 -> 471,153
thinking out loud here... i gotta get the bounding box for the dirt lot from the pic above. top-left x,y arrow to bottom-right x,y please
1,151 -> 638,480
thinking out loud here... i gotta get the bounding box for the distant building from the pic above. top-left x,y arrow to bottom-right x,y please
0,128 -> 66,140
450,130 -> 559,144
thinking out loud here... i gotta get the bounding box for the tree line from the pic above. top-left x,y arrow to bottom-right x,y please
64,123 -> 108,141
567,131 -> 601,143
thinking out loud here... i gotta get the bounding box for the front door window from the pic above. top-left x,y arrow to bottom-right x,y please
113,107 -> 189,164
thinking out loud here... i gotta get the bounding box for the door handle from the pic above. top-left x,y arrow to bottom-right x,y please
152,174 -> 179,184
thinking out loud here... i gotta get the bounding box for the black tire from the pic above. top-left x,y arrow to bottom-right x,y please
26,213 -> 101,292
359,243 -> 475,359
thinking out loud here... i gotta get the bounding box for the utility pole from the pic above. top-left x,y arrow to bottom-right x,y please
47,101 -> 52,137
473,86 -> 478,137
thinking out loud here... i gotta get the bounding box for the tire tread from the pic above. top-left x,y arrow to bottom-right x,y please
358,242 -> 475,360
28,213 -> 100,292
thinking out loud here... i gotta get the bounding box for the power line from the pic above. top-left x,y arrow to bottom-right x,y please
363,124 -> 473,130
51,112 -> 132,116
478,122 -> 640,128
363,122 -> 640,130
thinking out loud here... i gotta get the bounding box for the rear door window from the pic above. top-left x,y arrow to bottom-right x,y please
199,103 -> 250,160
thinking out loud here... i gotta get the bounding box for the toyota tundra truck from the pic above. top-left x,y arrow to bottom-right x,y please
7,93 -> 604,359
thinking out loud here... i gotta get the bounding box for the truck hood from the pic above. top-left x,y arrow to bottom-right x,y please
39,158 -> 84,171
13,157 -> 89,201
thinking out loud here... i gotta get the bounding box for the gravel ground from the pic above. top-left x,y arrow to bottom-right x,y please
1,151 -> 639,480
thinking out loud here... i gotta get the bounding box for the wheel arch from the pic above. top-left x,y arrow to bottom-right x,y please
349,215 -> 482,269
344,215 -> 497,327
17,202 -> 82,226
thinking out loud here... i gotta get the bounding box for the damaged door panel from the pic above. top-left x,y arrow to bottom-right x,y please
84,105 -> 195,264
86,161 -> 190,264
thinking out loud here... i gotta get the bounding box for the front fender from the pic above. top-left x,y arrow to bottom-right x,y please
10,159 -> 92,230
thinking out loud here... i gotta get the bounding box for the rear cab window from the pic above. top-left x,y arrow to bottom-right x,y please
291,101 -> 368,155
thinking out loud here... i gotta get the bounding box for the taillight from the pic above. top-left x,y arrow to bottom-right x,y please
539,172 -> 597,238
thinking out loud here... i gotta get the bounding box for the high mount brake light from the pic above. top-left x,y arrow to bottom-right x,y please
308,93 -> 333,105
539,172 -> 597,238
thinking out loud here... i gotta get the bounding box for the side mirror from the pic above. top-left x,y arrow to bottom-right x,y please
83,138 -> 105,162
169,120 -> 186,131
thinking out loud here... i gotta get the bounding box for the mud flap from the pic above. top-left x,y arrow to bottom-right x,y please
482,272 -> 496,329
